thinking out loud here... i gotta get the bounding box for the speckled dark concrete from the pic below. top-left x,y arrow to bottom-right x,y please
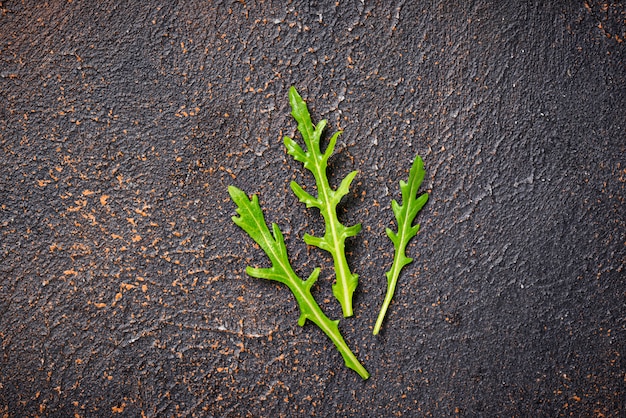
1,1 -> 624,416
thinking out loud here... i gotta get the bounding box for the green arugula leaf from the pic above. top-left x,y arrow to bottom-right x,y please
283,86 -> 361,318
373,155 -> 429,335
229,185 -> 369,379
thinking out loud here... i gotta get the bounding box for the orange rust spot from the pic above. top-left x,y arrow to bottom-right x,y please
81,212 -> 97,224
135,207 -> 149,217
112,403 -> 126,413
120,283 -> 136,291
67,199 -> 87,212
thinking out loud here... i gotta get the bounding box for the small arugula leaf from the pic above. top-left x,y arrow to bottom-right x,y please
373,155 -> 429,335
228,185 -> 369,379
283,86 -> 361,318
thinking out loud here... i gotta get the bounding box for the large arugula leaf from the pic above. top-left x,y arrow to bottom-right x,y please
229,186 -> 369,379
283,86 -> 361,318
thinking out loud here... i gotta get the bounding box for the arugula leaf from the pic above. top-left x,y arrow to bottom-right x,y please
283,86 -> 361,318
228,186 -> 369,379
373,155 -> 429,335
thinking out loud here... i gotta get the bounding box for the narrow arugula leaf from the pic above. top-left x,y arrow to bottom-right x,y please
283,86 -> 361,318
373,155 -> 429,335
228,186 -> 369,379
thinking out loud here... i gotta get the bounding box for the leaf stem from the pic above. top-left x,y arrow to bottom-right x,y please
373,255 -> 403,335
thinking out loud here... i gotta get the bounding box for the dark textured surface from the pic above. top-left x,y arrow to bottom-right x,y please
1,1 -> 624,416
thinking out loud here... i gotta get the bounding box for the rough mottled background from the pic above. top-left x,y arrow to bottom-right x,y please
1,1 -> 624,416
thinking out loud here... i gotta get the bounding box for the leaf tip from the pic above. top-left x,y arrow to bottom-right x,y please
227,184 -> 241,199
289,86 -> 304,108
306,267 -> 321,288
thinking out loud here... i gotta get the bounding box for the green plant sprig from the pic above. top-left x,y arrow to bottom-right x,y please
228,185 -> 369,379
283,86 -> 361,318
373,155 -> 429,335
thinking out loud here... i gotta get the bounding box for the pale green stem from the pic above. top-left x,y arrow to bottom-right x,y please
373,246 -> 406,335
